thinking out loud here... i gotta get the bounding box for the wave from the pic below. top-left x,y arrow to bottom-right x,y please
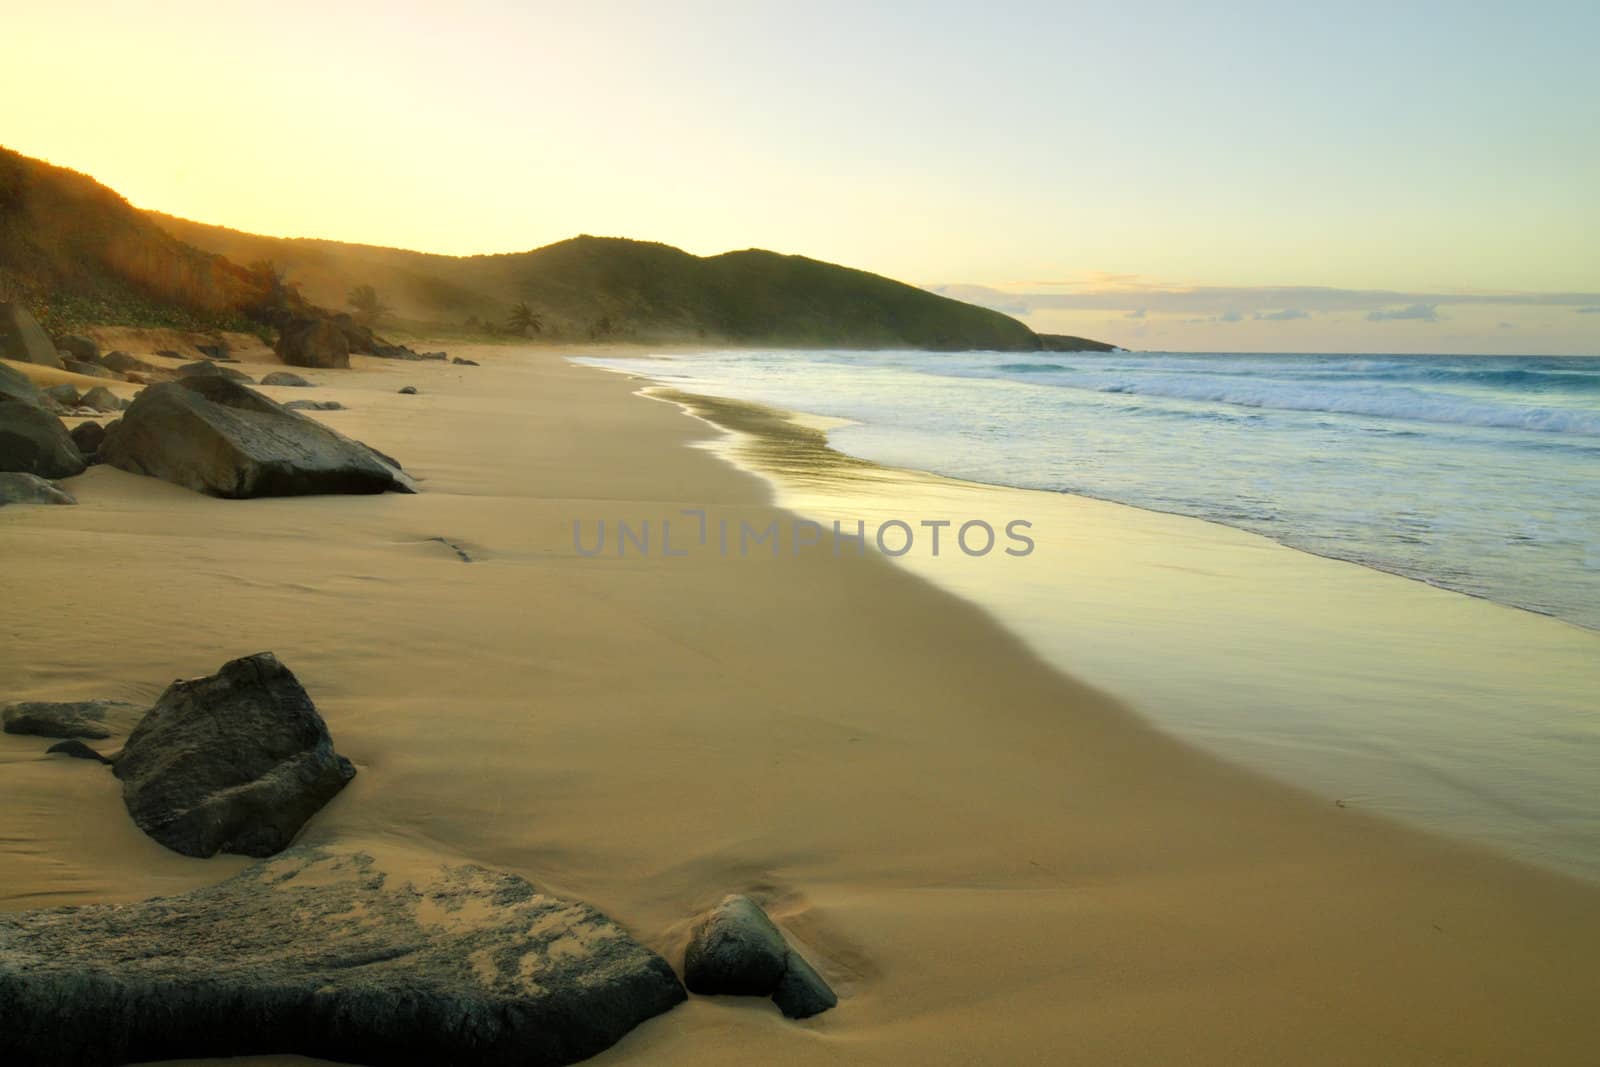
994,362 -> 1075,374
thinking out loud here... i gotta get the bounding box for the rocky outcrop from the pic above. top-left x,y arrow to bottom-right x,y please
2,700 -> 142,740
0,401 -> 85,478
62,358 -> 120,380
683,895 -> 837,1019
0,845 -> 686,1066
79,386 -> 124,412
100,376 -> 413,498
261,371 -> 312,387
275,316 -> 350,370
0,472 -> 76,506
112,652 -> 355,858
69,421 -> 106,457
195,341 -> 229,360
178,360 -> 254,383
99,351 -> 170,377
0,302 -> 63,369
43,384 -> 79,408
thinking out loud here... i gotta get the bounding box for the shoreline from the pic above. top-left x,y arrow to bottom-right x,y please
4,345 -> 1600,1063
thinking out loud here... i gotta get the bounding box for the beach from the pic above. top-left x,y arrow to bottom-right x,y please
3,344 -> 1599,1065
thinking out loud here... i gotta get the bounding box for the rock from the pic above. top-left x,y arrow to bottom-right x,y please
260,370 -> 312,387
453,356 -> 480,366
43,383 -> 80,408
3,700 -> 142,740
156,348 -> 182,359
0,360 -> 45,407
54,334 -> 99,362
195,341 -> 229,360
101,377 -> 413,498
113,652 -> 355,858
0,401 -> 86,478
422,351 -> 448,361
45,739 -> 113,764
80,385 -> 125,412
399,385 -> 419,395
0,845 -> 687,1066
0,472 -> 76,506
0,301 -> 63,369
329,313 -> 380,355
68,421 -> 106,456
683,895 -> 837,1019
178,360 -> 254,384
61,358 -> 121,380
99,351 -> 169,377
283,399 -> 345,412
275,317 -> 351,370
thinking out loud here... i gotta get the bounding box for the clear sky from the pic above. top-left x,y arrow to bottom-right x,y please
6,1 -> 1598,352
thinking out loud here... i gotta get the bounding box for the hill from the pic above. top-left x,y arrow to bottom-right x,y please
151,215 -> 1059,351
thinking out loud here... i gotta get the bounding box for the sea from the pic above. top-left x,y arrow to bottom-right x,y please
578,348 -> 1600,879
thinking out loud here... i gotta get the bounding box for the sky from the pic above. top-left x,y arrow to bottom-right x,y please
6,1 -> 1598,353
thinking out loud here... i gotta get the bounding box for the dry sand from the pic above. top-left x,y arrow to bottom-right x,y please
2,345 -> 1598,1065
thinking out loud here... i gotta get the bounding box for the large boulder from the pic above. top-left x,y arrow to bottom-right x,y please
0,302 -> 63,369
0,472 -> 76,506
683,895 -> 837,1019
79,385 -> 124,412
61,358 -> 120,380
69,420 -> 106,456
54,334 -> 98,362
43,383 -> 79,408
0,401 -> 86,478
2,700 -> 142,740
261,370 -> 312,387
99,351 -> 169,377
284,399 -> 345,411
100,376 -> 413,498
275,316 -> 350,369
0,845 -> 687,1066
0,360 -> 44,406
112,652 -> 355,858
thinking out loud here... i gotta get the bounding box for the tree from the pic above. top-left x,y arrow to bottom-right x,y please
347,284 -> 390,327
506,302 -> 543,337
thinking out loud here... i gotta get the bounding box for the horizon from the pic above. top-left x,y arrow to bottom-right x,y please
7,1 -> 1598,355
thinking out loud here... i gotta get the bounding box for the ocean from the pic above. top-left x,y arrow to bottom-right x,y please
579,348 -> 1600,879
584,349 -> 1600,631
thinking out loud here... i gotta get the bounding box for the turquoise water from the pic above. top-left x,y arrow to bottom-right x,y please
582,350 -> 1600,631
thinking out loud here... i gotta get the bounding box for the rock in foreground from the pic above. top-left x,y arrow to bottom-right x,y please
0,400 -> 85,478
683,894 -> 838,1019
101,376 -> 413,497
114,652 -> 356,858
0,472 -> 76,506
0,845 -> 687,1066
2,700 -> 142,739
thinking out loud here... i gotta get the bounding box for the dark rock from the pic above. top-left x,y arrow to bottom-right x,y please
283,399 -> 345,412
261,370 -> 312,387
0,360 -> 44,406
101,377 -> 413,498
275,317 -> 351,370
45,739 -> 113,764
0,844 -> 687,1066
683,895 -> 837,1019
0,472 -> 76,506
68,420 -> 106,456
372,343 -> 425,360
79,385 -> 125,412
156,348 -> 182,359
4,700 -> 142,740
0,401 -> 86,478
99,351 -> 169,377
178,360 -> 254,384
195,341 -> 229,360
0,301 -> 63,369
422,351 -> 448,361
54,334 -> 99,362
399,385 -> 419,395
453,356 -> 480,366
113,652 -> 355,858
61,358 -> 121,380
329,313 -> 380,355
43,383 -> 80,408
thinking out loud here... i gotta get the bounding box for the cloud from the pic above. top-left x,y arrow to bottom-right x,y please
1366,303 -> 1439,322
1254,308 -> 1309,321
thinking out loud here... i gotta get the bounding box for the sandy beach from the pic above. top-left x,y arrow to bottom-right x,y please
4,344 -> 1600,1065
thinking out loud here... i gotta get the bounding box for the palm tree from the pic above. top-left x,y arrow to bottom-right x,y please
347,284 -> 390,327
506,302 -> 543,337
